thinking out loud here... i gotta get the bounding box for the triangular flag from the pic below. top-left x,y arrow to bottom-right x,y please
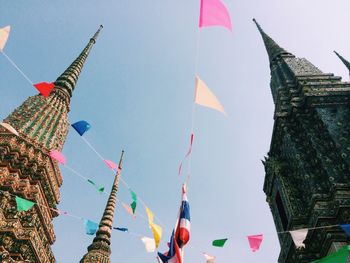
312,245 -> 350,263
194,76 -> 226,115
104,159 -> 118,170
0,25 -> 10,51
145,207 -> 154,226
130,190 -> 137,202
49,150 -> 66,165
199,0 -> 232,31
150,222 -> 163,248
87,179 -> 104,193
340,224 -> 350,237
247,234 -> 263,252
203,253 -> 216,263
130,201 -> 137,214
72,120 -> 91,136
290,229 -> 308,249
15,196 -> 35,212
87,179 -> 96,186
212,238 -> 227,247
0,122 -> 19,136
113,227 -> 128,232
141,236 -> 156,253
84,219 -> 99,235
33,82 -> 55,98
122,202 -> 136,218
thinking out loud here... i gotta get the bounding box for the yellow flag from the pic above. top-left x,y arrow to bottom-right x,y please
150,222 -> 162,248
194,76 -> 226,115
145,207 -> 154,226
0,26 -> 10,51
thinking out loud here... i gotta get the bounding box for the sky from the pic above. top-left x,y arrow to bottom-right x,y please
1,1 -> 350,262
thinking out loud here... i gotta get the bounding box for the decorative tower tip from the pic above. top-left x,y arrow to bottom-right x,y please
334,50 -> 350,76
253,18 -> 292,64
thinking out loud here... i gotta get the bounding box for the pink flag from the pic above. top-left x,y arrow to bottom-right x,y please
49,150 -> 66,165
122,202 -> 136,219
199,0 -> 232,31
33,82 -> 55,97
104,159 -> 118,170
247,234 -> 263,252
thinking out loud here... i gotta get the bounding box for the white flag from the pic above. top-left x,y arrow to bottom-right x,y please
203,253 -> 216,263
0,26 -> 10,51
0,122 -> 19,136
141,236 -> 156,253
194,76 -> 226,115
290,229 -> 308,249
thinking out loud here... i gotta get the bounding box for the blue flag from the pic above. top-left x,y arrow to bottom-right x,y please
113,227 -> 128,232
72,120 -> 91,136
84,219 -> 98,235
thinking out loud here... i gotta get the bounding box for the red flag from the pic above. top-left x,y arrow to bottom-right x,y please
33,82 -> 55,97
178,133 -> 194,176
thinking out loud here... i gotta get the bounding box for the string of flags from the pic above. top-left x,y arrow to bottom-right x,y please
3,3 -> 349,263
11,187 -> 350,262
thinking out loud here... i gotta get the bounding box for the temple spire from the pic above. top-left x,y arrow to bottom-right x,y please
253,19 -> 292,64
52,25 -> 103,102
80,150 -> 125,263
334,51 -> 350,76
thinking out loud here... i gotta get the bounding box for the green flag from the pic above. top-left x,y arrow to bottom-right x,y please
98,186 -> 105,193
130,201 -> 137,214
212,238 -> 228,247
87,179 -> 95,186
312,245 -> 350,263
130,190 -> 137,202
15,196 -> 35,212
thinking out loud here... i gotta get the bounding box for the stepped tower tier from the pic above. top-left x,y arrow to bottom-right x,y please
0,25 -> 102,262
255,19 -> 350,262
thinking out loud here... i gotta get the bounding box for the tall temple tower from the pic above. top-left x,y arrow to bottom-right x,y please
254,19 -> 350,262
0,25 -> 102,262
80,151 -> 124,263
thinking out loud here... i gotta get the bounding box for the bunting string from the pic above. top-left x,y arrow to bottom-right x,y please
78,135 -> 166,228
1,50 -> 34,85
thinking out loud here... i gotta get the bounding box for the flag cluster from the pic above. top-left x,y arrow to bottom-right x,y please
157,184 -> 190,263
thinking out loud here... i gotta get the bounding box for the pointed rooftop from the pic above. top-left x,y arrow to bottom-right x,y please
52,25 -> 103,103
253,19 -> 292,64
80,151 -> 125,263
334,50 -> 350,74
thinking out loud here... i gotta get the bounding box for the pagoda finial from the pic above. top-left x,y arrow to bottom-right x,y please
52,25 -> 103,103
80,150 -> 125,263
334,50 -> 350,76
253,18 -> 291,64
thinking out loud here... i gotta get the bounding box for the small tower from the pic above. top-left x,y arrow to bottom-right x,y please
0,26 -> 102,262
80,151 -> 124,263
255,19 -> 350,262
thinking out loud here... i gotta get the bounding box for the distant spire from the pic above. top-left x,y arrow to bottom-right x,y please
253,19 -> 291,64
80,150 -> 124,263
52,25 -> 103,103
334,51 -> 350,75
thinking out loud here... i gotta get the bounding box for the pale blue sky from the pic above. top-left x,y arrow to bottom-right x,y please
1,1 -> 350,262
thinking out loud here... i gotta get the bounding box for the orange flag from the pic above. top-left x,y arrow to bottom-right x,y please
194,76 -> 226,115
122,202 -> 136,219
0,25 -> 10,51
